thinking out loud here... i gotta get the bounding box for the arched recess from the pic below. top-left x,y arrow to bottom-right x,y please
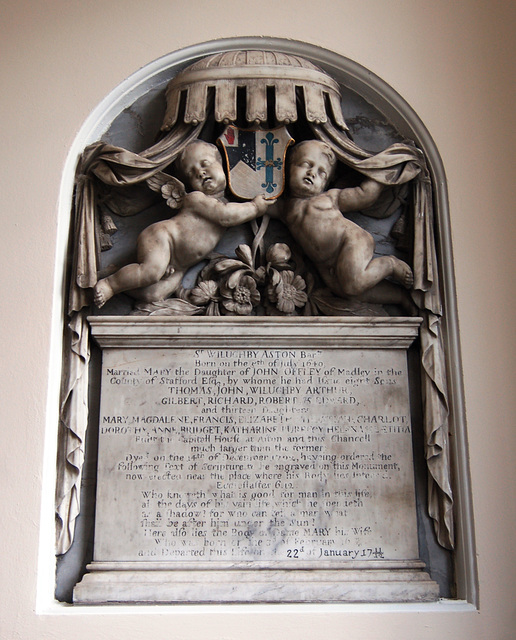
46,37 -> 476,606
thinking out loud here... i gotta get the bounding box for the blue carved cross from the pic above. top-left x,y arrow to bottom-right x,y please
257,132 -> 283,194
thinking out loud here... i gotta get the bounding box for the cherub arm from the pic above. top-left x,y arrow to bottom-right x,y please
146,173 -> 186,210
334,179 -> 384,213
192,193 -> 273,227
261,197 -> 283,219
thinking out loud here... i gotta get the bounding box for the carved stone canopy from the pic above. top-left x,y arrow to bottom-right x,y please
161,50 -> 348,131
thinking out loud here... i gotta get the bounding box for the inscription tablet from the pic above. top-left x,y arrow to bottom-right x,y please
94,328 -> 417,564
73,317 -> 439,603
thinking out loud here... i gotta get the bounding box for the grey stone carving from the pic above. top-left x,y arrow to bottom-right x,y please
56,47 -> 453,568
274,140 -> 414,305
93,141 -> 271,308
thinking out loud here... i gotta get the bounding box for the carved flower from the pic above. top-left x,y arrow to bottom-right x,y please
221,274 -> 260,315
265,243 -> 292,269
200,244 -> 256,284
267,270 -> 307,314
187,280 -> 221,315
188,280 -> 219,305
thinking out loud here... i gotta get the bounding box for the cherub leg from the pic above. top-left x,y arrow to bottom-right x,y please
335,229 -> 413,296
356,280 -> 419,315
93,227 -> 170,308
129,268 -> 185,303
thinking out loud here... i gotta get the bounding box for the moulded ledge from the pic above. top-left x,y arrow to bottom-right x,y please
88,316 -> 423,349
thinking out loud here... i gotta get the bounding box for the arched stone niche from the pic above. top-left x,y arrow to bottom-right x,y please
54,37 -> 476,605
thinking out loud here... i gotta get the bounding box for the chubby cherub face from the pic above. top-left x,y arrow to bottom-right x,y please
289,140 -> 335,198
180,141 -> 226,195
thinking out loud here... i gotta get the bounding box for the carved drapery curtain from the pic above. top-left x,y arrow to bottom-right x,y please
56,51 -> 453,555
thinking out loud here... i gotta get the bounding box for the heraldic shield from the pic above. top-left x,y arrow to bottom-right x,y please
217,126 -> 294,200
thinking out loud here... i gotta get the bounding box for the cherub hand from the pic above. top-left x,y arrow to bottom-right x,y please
252,195 -> 275,215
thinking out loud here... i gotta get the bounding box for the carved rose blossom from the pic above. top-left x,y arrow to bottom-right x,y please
188,280 -> 219,305
267,270 -> 307,314
221,274 -> 260,315
187,280 -> 220,315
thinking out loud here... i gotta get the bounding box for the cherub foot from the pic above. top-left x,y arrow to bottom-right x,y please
93,279 -> 114,308
391,257 -> 414,289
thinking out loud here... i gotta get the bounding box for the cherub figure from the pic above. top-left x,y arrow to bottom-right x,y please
93,140 -> 271,307
275,140 -> 413,305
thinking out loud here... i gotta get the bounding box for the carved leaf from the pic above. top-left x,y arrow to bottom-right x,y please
234,244 -> 254,268
213,259 -> 250,275
132,298 -> 203,316
204,301 -> 221,316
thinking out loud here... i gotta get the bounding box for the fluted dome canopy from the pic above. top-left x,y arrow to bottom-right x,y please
161,50 -> 348,131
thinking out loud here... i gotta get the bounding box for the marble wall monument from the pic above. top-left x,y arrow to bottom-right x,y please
57,43 -> 455,603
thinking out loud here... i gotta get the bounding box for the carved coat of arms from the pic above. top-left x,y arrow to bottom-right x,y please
217,125 -> 294,199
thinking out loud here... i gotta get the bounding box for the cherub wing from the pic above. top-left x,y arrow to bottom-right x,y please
146,172 -> 186,210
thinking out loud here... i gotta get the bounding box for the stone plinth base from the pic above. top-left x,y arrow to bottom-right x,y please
74,561 -> 439,604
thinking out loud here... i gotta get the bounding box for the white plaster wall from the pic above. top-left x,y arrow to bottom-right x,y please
1,1 -> 514,638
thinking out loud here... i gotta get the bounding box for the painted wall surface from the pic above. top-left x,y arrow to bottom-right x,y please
1,1 -> 514,638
